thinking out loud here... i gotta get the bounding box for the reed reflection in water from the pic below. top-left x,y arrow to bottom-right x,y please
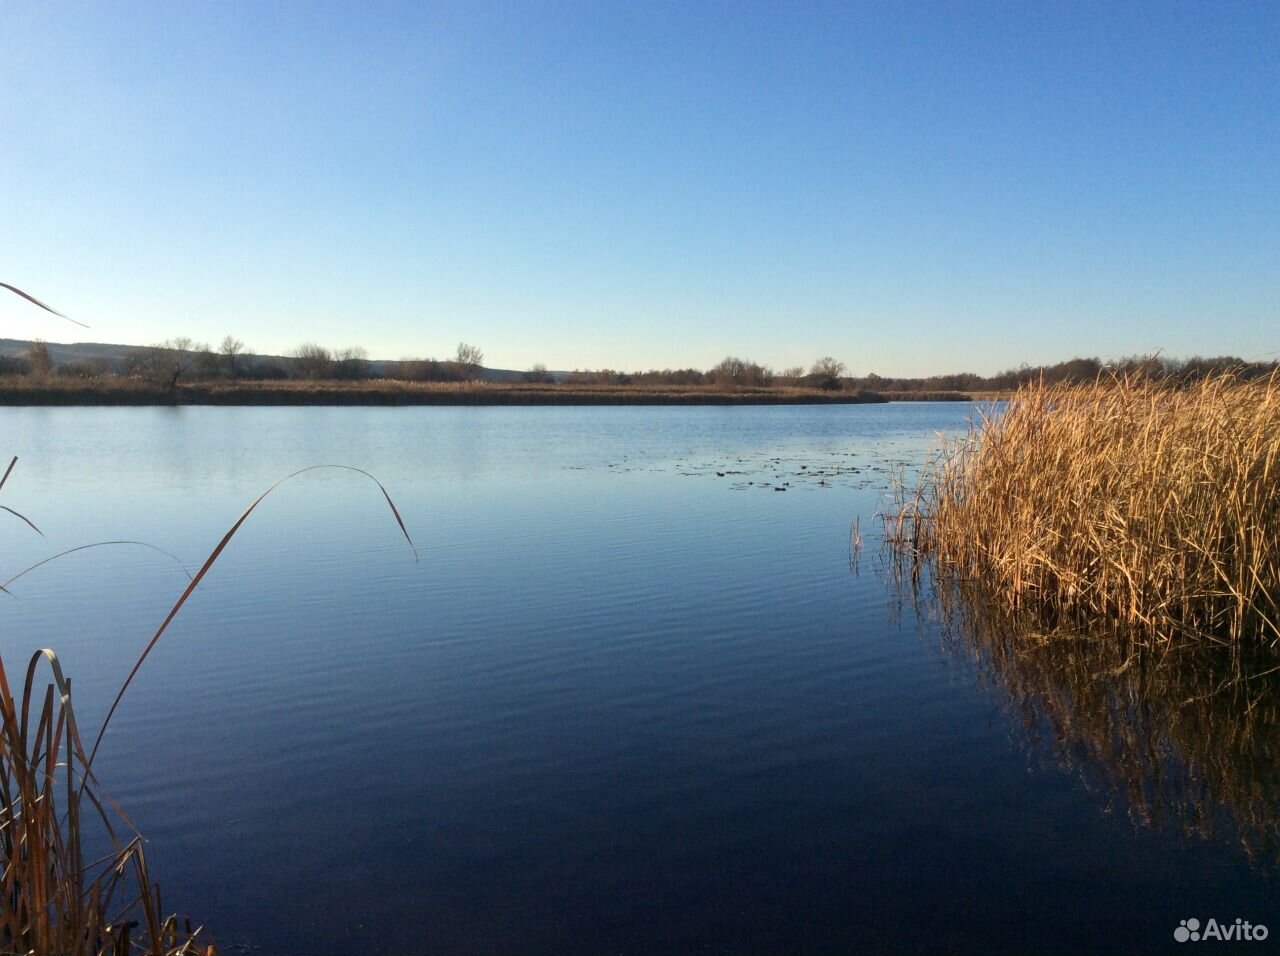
901,574 -> 1280,868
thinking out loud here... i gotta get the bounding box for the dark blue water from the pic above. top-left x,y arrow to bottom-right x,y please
1,404 -> 1275,954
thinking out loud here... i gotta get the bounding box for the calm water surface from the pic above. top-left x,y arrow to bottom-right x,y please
2,404 -> 1275,954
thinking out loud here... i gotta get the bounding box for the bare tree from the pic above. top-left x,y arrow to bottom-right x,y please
809,357 -> 846,379
805,356 -> 846,391
710,356 -> 746,385
193,343 -> 222,380
220,336 -> 247,378
455,342 -> 484,379
709,356 -> 772,387
523,362 -> 553,383
124,338 -> 195,389
293,342 -> 334,379
334,346 -> 371,380
779,366 -> 806,383
25,340 -> 54,379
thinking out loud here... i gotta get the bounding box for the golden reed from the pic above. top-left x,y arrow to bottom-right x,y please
889,373 -> 1280,647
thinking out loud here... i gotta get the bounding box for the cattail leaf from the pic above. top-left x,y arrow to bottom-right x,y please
1,504 -> 44,536
0,281 -> 88,328
87,464 -> 417,773
2,540 -> 194,592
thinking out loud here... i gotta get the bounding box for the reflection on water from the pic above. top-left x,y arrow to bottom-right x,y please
5,404 -> 1277,954
911,577 -> 1280,867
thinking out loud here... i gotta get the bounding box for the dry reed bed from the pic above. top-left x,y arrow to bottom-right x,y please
889,374 -> 1280,646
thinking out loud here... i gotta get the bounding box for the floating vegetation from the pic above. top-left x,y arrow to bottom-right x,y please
887,374 -> 1280,647
658,445 -> 910,492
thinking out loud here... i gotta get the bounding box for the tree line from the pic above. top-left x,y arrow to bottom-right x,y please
847,354 -> 1280,394
0,339 -> 491,387
0,337 -> 1274,393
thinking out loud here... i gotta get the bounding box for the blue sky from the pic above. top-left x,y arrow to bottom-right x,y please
2,0 -> 1276,376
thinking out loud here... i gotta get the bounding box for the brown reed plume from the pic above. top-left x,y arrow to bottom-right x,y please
887,372 -> 1280,647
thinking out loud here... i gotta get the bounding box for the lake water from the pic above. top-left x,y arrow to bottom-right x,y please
2,404 -> 1275,954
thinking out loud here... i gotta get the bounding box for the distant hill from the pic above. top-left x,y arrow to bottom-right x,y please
0,338 -> 541,381
0,338 -> 142,370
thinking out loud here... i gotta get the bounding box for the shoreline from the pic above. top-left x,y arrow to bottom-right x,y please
0,381 -> 925,407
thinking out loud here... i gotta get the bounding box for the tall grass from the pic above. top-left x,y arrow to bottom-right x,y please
2,462 -> 416,954
888,373 -> 1280,647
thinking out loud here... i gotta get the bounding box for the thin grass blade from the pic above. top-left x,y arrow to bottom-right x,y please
0,281 -> 88,327
2,540 -> 194,592
1,504 -> 44,536
86,464 -> 417,774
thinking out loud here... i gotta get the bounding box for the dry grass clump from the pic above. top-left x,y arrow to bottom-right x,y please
889,373 -> 1280,646
0,650 -> 212,956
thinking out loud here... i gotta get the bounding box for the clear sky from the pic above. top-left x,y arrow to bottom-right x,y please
2,0 -> 1276,376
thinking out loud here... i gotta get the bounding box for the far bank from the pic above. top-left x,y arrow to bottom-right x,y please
0,379 -> 925,406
